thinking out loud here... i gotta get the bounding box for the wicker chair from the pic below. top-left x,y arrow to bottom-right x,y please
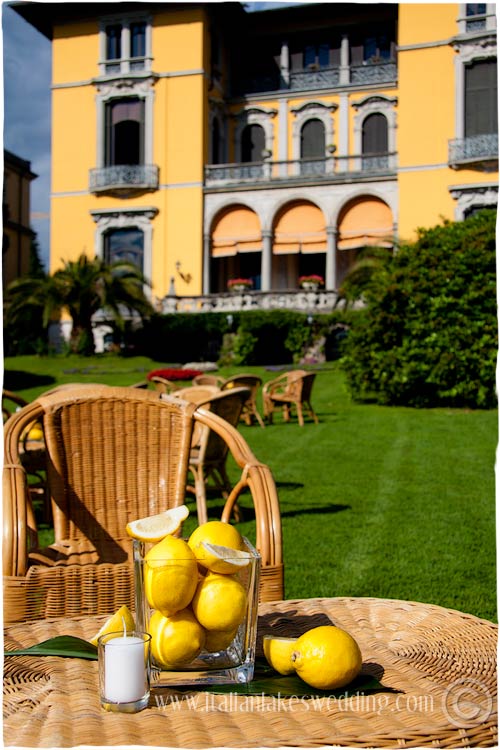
221,374 -> 265,428
263,370 -> 319,426
192,374 -> 225,387
148,375 -> 182,394
170,387 -> 251,524
3,385 -> 283,624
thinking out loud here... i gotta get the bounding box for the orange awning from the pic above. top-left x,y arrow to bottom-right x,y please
337,198 -> 393,250
211,206 -> 262,257
273,201 -> 326,254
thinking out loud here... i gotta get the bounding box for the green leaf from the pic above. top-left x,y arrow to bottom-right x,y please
178,660 -> 399,698
4,635 -> 98,660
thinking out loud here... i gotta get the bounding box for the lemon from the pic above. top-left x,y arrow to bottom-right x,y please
149,608 -> 205,668
126,504 -> 189,542
263,635 -> 297,675
89,604 -> 135,646
197,541 -> 252,575
191,571 -> 247,632
27,425 -> 44,441
291,625 -> 362,690
188,521 -> 245,572
144,535 -> 198,616
204,627 -> 238,653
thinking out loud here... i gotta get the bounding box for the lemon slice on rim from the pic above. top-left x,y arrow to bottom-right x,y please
89,604 -> 135,646
198,541 -> 252,574
126,505 -> 189,542
263,635 -> 297,675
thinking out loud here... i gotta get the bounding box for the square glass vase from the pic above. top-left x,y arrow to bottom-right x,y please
133,537 -> 261,687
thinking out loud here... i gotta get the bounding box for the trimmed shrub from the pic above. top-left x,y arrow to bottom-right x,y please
341,210 -> 497,408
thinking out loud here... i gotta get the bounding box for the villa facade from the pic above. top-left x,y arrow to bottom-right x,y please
13,1 -> 498,311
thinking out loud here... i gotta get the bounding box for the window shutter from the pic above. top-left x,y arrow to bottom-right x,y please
301,119 -> 325,159
362,113 -> 388,154
465,60 -> 498,136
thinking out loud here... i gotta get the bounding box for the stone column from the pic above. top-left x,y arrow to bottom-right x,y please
326,227 -> 337,291
339,35 -> 350,85
261,230 -> 273,292
203,234 -> 211,294
280,41 -> 290,87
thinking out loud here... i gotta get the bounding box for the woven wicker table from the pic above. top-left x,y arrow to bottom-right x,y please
4,597 -> 497,748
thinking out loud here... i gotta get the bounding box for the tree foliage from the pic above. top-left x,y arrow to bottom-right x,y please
4,253 -> 154,355
341,210 -> 497,408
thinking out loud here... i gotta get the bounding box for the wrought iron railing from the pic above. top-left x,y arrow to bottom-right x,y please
448,134 -> 498,166
205,153 -> 397,187
290,65 -> 340,90
350,60 -> 397,85
89,164 -> 159,192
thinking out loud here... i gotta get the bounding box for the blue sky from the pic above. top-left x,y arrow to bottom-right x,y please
1,1 -> 306,269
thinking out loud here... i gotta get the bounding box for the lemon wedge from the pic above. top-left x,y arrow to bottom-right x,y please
198,541 -> 252,574
263,635 -> 297,675
126,505 -> 189,542
89,604 -> 135,646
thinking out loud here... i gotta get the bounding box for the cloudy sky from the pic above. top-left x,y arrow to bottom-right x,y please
1,1 -> 305,270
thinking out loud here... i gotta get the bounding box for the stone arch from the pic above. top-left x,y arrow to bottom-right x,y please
352,95 -> 397,160
233,106 -> 277,162
290,101 -> 337,160
271,199 -> 327,289
209,204 -> 263,292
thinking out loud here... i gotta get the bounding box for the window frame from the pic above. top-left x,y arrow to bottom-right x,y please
98,13 -> 152,76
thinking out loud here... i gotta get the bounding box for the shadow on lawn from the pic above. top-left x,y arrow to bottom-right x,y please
4,370 -> 56,391
280,503 -> 350,519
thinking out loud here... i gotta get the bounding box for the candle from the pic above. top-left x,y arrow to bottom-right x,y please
103,635 -> 147,703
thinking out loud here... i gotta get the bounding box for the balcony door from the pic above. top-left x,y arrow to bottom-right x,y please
300,119 -> 325,175
465,59 -> 498,137
241,124 -> 265,163
362,113 -> 388,169
105,98 -> 144,166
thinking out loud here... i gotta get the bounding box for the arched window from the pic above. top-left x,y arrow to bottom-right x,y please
104,227 -> 144,271
362,113 -> 388,169
105,98 -> 144,166
241,124 -> 265,163
300,119 -> 325,175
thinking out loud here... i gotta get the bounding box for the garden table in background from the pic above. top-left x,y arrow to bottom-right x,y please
4,597 -> 497,748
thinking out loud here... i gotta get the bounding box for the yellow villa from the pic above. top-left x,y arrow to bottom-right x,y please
12,1 -> 498,313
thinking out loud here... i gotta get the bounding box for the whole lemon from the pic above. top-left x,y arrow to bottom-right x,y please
144,535 -> 198,616
291,625 -> 362,690
149,608 -> 205,668
204,627 -> 238,653
188,521 -> 245,573
191,571 -> 247,632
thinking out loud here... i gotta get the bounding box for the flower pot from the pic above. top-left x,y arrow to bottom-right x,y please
301,282 -> 319,291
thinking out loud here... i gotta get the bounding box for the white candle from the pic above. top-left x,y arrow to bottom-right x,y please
104,636 -> 146,704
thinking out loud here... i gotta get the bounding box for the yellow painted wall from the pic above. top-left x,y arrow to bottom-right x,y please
52,87 -> 96,192
397,169 -> 456,242
153,8 -> 204,71
398,3 -> 457,46
53,21 -> 99,83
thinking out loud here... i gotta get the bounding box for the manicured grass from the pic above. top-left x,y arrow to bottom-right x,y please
4,354 -> 497,622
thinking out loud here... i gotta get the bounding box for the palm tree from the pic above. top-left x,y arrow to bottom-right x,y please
5,253 -> 155,355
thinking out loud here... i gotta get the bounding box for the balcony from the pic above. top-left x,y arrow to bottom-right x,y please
234,59 -> 397,96
89,164 -> 159,195
205,153 -> 397,189
159,289 -> 341,315
448,134 -> 498,169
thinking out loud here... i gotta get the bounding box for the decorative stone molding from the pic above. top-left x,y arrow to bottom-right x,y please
448,183 -> 498,220
352,95 -> 398,161
233,106 -> 278,162
90,206 -> 158,288
290,101 -> 337,161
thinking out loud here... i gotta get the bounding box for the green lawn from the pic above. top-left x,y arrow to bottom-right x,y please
4,353 -> 497,622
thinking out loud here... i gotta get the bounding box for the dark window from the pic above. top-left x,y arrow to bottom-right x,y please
465,59 -> 498,136
466,4 -> 487,15
241,124 -> 265,162
304,43 -> 330,68
104,228 -> 144,271
363,35 -> 391,61
105,98 -> 144,166
362,113 -> 388,153
131,22 -> 146,58
211,118 -> 221,164
301,119 -> 325,159
106,25 -> 122,60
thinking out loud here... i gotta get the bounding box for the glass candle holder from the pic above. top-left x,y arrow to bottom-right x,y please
98,630 -> 151,713
133,537 -> 261,687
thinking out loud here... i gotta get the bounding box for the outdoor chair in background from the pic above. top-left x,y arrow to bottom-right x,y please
148,375 -> 183,394
221,374 -> 265,428
192,374 -> 225,387
3,385 -> 283,624
3,389 -> 30,422
170,387 -> 251,524
263,370 -> 319,427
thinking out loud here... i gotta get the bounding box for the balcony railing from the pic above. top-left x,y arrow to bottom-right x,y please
233,58 -> 396,95
448,134 -> 498,167
159,289 -> 340,315
205,153 -> 397,188
89,164 -> 159,193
